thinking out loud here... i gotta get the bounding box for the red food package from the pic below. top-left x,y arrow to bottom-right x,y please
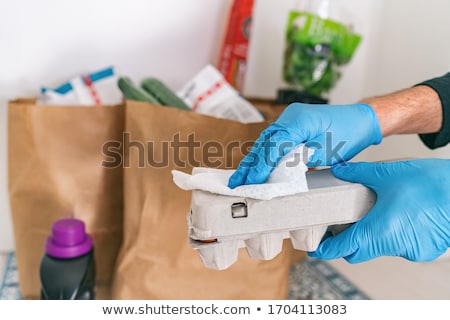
217,0 -> 254,92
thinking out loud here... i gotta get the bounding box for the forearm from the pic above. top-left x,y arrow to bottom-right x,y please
360,85 -> 443,137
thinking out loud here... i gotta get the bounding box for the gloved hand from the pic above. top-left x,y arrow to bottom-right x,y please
228,102 -> 382,188
309,159 -> 450,263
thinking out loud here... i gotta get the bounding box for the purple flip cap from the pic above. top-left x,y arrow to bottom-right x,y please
45,218 -> 93,259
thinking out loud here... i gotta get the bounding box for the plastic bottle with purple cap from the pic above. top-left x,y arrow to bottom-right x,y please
39,218 -> 96,299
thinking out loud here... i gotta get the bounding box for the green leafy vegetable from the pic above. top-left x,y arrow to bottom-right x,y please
283,11 -> 362,98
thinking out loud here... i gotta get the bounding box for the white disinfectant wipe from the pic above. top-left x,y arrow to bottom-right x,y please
172,144 -> 313,200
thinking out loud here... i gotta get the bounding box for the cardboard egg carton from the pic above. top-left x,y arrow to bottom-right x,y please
187,168 -> 376,270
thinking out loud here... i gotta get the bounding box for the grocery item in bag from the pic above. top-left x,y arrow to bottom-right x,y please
118,77 -> 161,105
177,64 -> 264,123
217,0 -> 255,92
141,78 -> 191,111
38,66 -> 123,106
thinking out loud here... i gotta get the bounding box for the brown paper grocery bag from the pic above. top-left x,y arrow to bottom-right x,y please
111,100 -> 292,299
8,98 -> 125,299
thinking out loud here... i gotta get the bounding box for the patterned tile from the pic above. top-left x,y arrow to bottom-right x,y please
0,253 -> 6,279
0,252 -> 21,300
288,257 -> 370,300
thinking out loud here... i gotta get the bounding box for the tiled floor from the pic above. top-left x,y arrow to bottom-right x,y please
2,250 -> 449,300
0,253 -> 5,282
1,251 -> 368,300
0,252 -> 21,300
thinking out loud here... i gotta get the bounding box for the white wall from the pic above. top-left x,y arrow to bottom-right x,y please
1,0 -> 450,251
353,0 -> 450,162
0,0 -> 231,250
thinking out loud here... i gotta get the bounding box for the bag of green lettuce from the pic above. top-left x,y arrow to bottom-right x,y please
281,6 -> 361,102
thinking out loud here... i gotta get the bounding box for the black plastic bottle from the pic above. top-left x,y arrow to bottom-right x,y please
40,218 -> 96,299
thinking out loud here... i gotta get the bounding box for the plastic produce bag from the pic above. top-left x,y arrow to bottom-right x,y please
280,0 -> 361,102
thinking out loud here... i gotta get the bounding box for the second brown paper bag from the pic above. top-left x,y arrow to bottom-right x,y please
112,100 -> 293,299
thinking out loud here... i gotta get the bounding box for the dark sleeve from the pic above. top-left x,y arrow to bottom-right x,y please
416,72 -> 450,149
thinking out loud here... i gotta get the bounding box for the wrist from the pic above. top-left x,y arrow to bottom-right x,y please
359,85 -> 442,137
357,103 -> 383,145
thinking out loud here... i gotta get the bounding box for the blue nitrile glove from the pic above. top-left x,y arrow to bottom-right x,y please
309,159 -> 450,263
228,103 -> 382,188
